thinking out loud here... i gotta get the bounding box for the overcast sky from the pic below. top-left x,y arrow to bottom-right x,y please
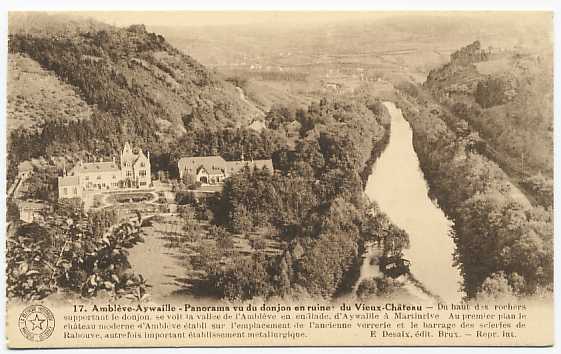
77,11 -> 399,27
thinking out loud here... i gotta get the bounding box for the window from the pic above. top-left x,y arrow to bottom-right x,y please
63,187 -> 67,195
126,171 -> 132,177
140,181 -> 146,186
140,162 -> 145,167
139,170 -> 147,177
97,176 -> 101,180
73,188 -> 77,195
85,176 -> 89,181
112,175 -> 116,179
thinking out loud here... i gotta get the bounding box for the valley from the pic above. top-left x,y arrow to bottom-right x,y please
5,12 -> 553,307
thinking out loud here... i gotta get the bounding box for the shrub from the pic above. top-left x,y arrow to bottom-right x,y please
356,278 -> 379,300
208,254 -> 275,301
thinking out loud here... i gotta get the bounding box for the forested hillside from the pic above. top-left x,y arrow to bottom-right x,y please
7,53 -> 94,134
424,41 -> 553,207
7,14 -> 261,182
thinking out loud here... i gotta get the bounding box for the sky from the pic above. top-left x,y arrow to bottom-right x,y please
70,11 -> 550,29
78,11 -> 395,28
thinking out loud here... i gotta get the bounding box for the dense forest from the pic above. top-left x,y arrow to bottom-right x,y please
184,98 -> 410,300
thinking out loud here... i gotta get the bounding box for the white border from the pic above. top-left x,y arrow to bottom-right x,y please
0,1 -> 559,354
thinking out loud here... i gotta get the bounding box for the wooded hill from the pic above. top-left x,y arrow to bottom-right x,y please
423,41 -> 553,207
7,13 -> 262,181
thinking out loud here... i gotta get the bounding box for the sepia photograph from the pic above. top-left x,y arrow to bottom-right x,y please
3,7 -> 556,348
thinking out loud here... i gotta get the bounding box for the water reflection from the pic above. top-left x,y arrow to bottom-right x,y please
365,102 -> 464,302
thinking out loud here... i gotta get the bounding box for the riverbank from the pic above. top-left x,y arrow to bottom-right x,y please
345,100 -> 458,304
358,101 -> 463,303
395,91 -> 553,298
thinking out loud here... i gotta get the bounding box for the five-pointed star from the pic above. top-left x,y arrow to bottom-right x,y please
28,314 -> 45,330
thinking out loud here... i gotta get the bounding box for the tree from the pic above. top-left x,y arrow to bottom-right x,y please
208,254 -> 275,300
477,272 -> 513,299
210,225 -> 235,252
230,205 -> 253,234
275,252 -> 293,296
182,173 -> 197,188
356,278 -> 379,300
6,199 -> 20,222
88,208 -> 119,238
295,232 -> 358,298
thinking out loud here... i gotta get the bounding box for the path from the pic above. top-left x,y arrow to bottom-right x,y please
127,216 -> 192,301
235,86 -> 266,117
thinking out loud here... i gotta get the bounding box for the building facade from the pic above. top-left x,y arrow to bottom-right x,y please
178,155 -> 273,185
120,142 -> 151,188
58,142 -> 151,199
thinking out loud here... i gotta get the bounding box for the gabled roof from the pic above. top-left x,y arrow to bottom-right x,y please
122,144 -> 148,167
178,156 -> 228,176
178,156 -> 274,177
58,175 -> 80,187
133,150 -> 149,166
70,161 -> 120,175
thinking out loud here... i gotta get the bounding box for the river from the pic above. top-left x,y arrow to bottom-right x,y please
364,101 -> 464,302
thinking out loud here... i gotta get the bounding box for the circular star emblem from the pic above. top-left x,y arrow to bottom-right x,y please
18,305 -> 55,342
